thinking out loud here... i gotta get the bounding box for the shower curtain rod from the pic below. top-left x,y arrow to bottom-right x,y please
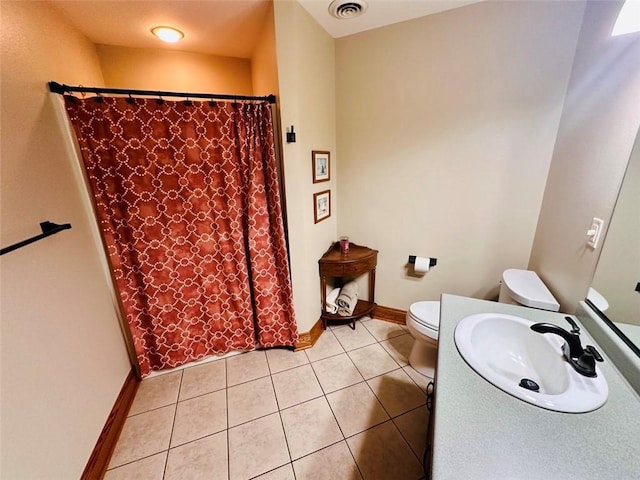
48,81 -> 276,104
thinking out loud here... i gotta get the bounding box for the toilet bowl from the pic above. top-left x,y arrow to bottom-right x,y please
405,270 -> 557,378
405,301 -> 440,378
498,268 -> 560,311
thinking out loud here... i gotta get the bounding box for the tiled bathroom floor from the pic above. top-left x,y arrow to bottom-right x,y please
105,317 -> 431,480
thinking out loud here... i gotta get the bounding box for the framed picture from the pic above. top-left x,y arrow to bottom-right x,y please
313,190 -> 331,223
312,150 -> 330,183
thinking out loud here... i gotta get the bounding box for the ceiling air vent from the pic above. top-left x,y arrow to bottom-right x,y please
328,0 -> 368,20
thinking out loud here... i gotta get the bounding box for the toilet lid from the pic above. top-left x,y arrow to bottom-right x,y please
408,301 -> 440,330
502,269 -> 560,311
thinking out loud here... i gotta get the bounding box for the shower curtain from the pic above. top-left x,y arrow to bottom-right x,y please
64,95 -> 297,376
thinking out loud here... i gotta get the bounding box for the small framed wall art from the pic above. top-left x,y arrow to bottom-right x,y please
313,190 -> 331,223
312,150 -> 330,183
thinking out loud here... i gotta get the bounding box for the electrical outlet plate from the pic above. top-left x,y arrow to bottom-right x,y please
587,217 -> 604,249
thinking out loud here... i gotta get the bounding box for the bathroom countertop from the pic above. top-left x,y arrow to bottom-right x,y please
432,294 -> 640,480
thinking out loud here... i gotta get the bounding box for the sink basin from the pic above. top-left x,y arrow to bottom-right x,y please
454,313 -> 608,413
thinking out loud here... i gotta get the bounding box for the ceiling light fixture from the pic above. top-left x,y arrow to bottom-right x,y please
151,26 -> 184,43
328,0 -> 368,20
612,1 -> 640,36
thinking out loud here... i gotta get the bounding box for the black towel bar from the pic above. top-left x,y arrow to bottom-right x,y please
0,221 -> 72,256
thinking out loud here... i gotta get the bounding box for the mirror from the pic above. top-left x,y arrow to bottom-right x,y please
588,126 -> 640,358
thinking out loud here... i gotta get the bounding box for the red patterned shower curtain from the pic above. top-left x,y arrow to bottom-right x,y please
64,96 -> 297,377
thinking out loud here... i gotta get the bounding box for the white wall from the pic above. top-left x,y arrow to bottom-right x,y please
0,2 -> 131,478
529,0 -> 640,312
273,0 -> 337,332
591,128 -> 640,326
335,1 -> 585,310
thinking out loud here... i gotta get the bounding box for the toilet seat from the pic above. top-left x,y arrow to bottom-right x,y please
407,301 -> 440,339
406,301 -> 440,377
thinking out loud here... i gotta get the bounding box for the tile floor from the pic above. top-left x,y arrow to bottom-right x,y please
105,317 -> 432,480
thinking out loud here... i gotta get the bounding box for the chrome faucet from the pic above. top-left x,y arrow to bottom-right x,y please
530,322 -> 597,377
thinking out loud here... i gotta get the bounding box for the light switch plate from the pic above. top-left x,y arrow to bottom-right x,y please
587,217 -> 604,249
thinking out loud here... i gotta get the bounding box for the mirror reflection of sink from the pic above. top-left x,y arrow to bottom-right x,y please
454,313 -> 608,413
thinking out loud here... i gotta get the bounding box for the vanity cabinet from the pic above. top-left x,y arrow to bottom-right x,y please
318,242 -> 378,329
431,294 -> 640,480
425,380 -> 436,480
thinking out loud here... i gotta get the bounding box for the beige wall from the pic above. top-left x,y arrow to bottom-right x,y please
251,2 -> 279,96
335,1 -> 585,311
591,128 -> 640,326
273,0 -> 337,332
0,2 -> 131,478
529,0 -> 640,313
97,44 -> 253,93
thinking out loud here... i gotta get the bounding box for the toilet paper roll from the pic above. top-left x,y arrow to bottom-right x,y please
413,256 -> 431,274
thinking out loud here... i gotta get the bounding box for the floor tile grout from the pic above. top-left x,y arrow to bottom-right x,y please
266,358 -> 296,480
108,323 -> 430,479
225,356 -> 230,480
163,369 -> 183,476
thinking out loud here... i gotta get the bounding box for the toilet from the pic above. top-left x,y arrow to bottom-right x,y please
587,287 -> 609,312
498,268 -> 560,311
405,269 -> 559,378
405,301 -> 441,378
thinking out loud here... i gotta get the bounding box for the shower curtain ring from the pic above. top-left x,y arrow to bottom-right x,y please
126,93 -> 135,104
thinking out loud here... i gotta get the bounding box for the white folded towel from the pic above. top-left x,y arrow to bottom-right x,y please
325,287 -> 341,314
336,281 -> 358,316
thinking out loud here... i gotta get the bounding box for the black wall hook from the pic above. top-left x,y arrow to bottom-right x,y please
286,125 -> 296,143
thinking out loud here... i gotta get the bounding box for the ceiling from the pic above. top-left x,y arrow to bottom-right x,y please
49,0 -> 272,58
49,0 -> 484,58
298,0 -> 483,38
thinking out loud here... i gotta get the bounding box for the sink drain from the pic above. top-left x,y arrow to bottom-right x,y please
519,378 -> 540,392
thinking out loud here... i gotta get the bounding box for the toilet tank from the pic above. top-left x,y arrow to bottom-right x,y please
498,269 -> 560,312
587,287 -> 609,312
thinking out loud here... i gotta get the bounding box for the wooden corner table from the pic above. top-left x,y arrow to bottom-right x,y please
318,242 -> 378,329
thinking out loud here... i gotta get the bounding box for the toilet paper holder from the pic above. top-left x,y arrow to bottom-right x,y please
408,255 -> 437,267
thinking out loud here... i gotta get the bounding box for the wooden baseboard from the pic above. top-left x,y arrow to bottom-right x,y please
372,305 -> 407,325
295,304 -> 407,351
295,317 -> 324,351
81,368 -> 140,480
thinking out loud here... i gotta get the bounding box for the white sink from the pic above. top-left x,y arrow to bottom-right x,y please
454,313 -> 608,413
